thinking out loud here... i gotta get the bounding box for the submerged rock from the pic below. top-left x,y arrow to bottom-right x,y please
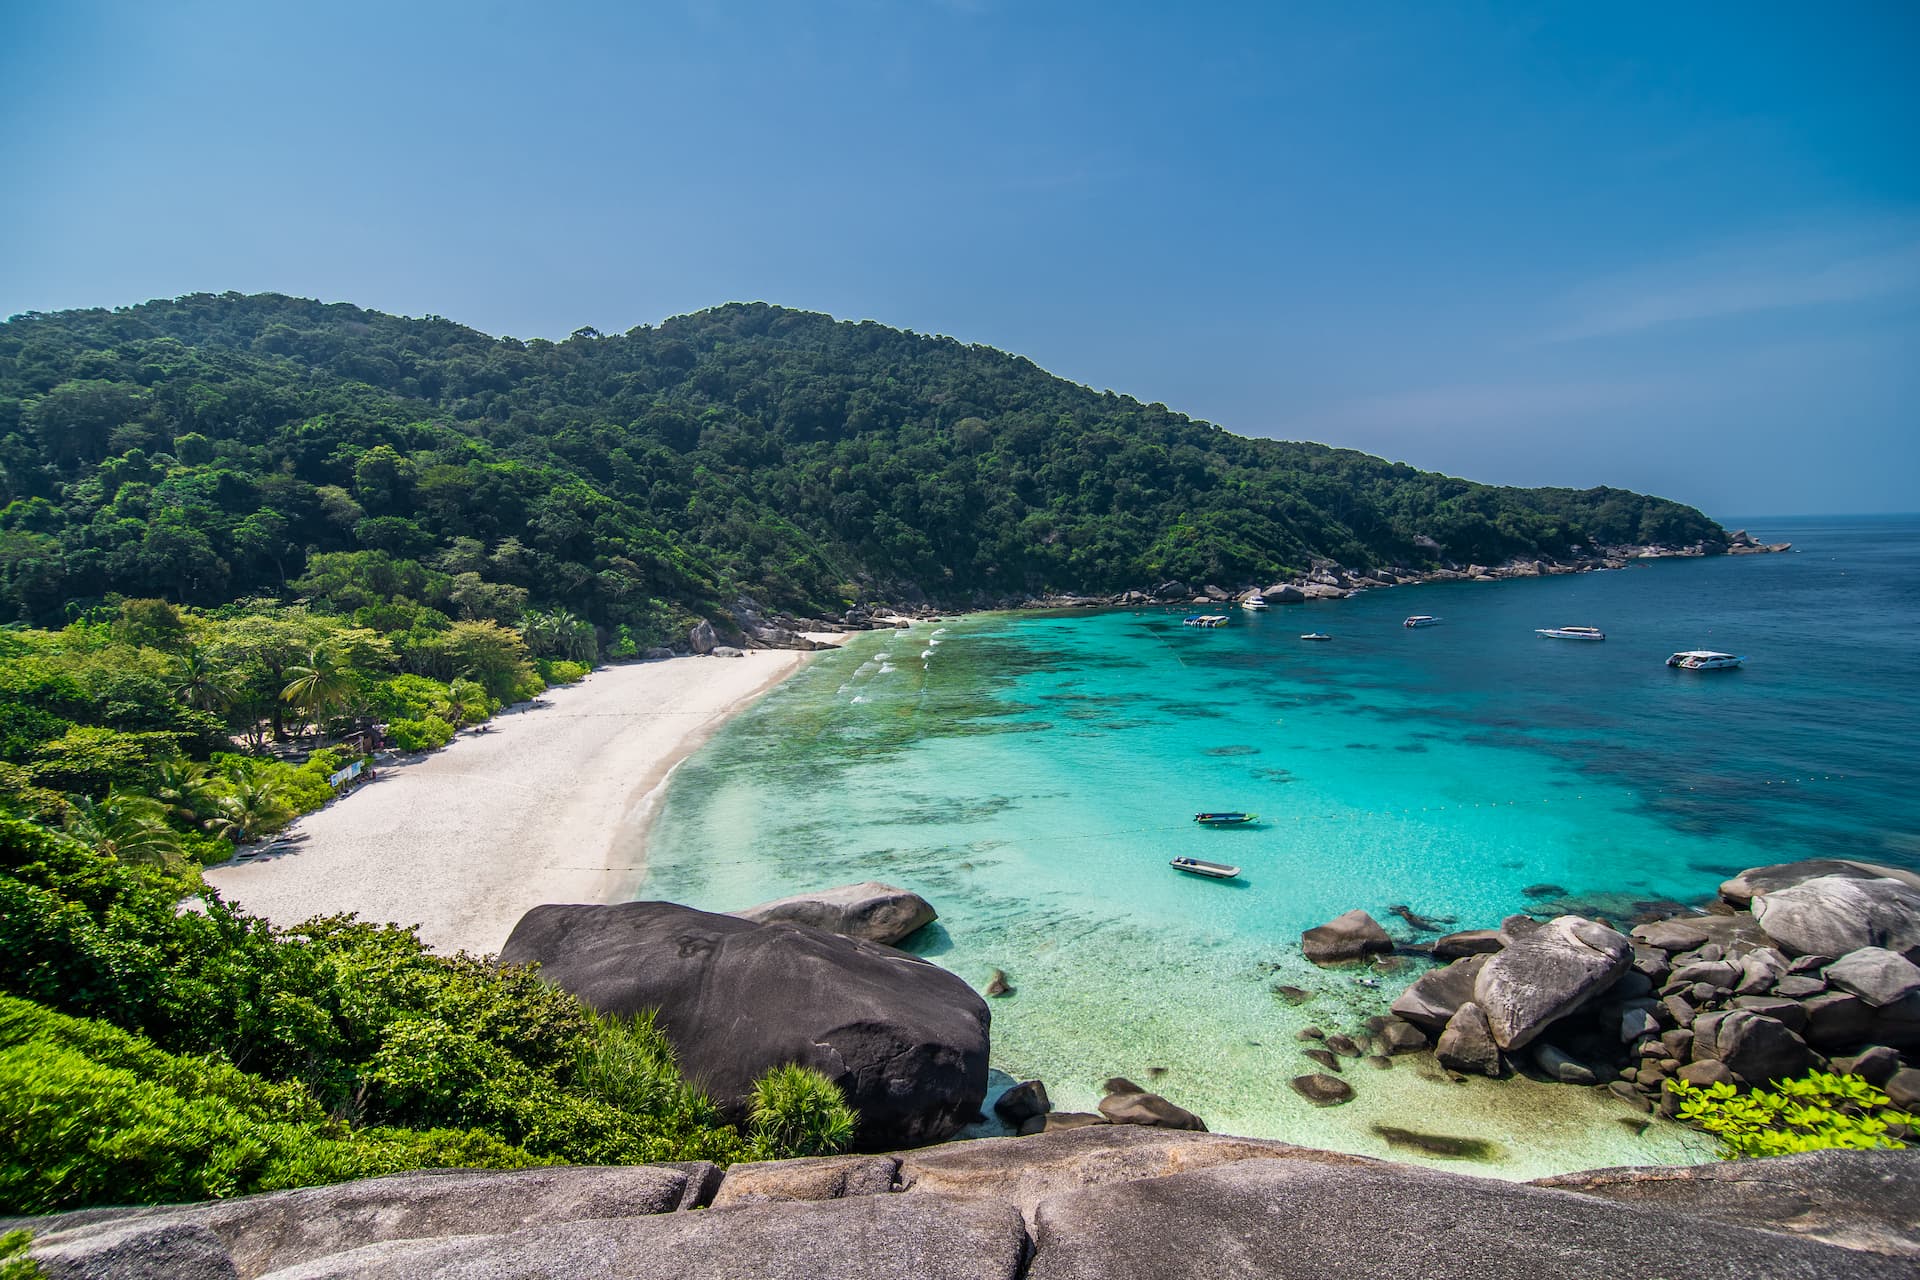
1288,1073 -> 1354,1105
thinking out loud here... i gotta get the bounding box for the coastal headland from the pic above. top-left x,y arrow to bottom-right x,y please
203,651 -> 816,955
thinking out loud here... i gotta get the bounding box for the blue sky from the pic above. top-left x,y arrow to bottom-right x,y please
2,2 -> 1914,517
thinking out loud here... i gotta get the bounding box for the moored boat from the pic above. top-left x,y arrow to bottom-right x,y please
1403,615 -> 1442,628
1536,625 -> 1606,641
1300,632 -> 1331,642
1666,650 -> 1745,671
1183,614 -> 1231,627
1194,811 -> 1257,826
1170,856 -> 1241,879
1241,595 -> 1270,611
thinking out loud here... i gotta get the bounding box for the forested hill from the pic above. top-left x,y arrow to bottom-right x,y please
0,292 -> 1722,638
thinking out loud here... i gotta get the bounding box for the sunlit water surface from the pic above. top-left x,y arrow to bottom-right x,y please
642,516 -> 1920,1176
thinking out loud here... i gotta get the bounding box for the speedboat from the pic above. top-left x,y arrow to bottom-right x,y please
1403,615 -> 1442,628
1194,811 -> 1257,826
1242,596 -> 1270,611
1183,614 -> 1230,627
1170,856 -> 1240,880
1299,632 -> 1332,642
1537,625 -> 1606,641
1667,650 -> 1745,671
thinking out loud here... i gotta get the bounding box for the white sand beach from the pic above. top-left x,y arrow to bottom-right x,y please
204,652 -> 815,955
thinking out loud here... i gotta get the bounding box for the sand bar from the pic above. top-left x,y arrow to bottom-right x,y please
204,652 -> 813,955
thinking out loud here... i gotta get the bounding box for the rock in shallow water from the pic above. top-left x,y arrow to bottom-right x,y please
1389,953 -> 1489,1031
499,901 -> 988,1150
1473,915 -> 1632,1051
1435,1002 -> 1503,1077
1300,909 -> 1393,964
1289,1073 -> 1355,1105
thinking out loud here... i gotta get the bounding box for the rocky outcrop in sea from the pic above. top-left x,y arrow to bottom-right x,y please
1297,859 -> 1920,1120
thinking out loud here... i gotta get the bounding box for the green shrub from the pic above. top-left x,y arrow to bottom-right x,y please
1672,1071 -> 1917,1158
537,658 -> 591,685
745,1063 -> 857,1159
0,1228 -> 43,1280
387,715 -> 454,752
0,995 -> 541,1214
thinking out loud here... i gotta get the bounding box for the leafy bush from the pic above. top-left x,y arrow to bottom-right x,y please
537,658 -> 591,685
0,1228 -> 42,1280
1671,1071 -> 1918,1158
746,1062 -> 858,1159
0,995 -> 541,1214
387,715 -> 454,752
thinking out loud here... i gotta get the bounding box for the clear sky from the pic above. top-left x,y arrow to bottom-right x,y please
2,2 -> 1914,517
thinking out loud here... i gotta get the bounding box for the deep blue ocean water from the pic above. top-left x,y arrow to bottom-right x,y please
643,515 -> 1920,1173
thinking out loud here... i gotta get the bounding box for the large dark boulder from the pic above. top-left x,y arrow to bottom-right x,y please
1435,1002 -> 1503,1077
1721,859 -> 1920,909
733,881 -> 937,946
1750,875 -> 1920,962
1300,909 -> 1392,964
1713,1010 -> 1819,1087
1824,947 -> 1920,1008
1473,916 -> 1632,1051
499,901 -> 990,1149
1389,953 -> 1489,1031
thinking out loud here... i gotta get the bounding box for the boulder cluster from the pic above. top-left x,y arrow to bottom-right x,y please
14,1128 -> 1915,1277
1295,859 -> 1920,1118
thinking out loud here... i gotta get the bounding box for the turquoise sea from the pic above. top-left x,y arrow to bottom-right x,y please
642,515 -> 1920,1175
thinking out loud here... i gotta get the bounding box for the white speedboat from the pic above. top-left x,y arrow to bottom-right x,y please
1242,596 -> 1270,611
1170,856 -> 1240,880
1666,650 -> 1744,671
1537,625 -> 1606,641
1403,615 -> 1442,628
1300,632 -> 1331,642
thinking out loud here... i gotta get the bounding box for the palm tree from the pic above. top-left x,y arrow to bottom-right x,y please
208,767 -> 287,845
171,646 -> 237,713
436,678 -> 490,730
520,608 -> 598,663
150,759 -> 219,829
282,646 -> 355,740
63,791 -> 184,868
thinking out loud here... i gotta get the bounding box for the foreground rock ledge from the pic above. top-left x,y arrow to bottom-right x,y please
12,1129 -> 1917,1278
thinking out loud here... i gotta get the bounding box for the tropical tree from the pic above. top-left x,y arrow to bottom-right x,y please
520,608 -> 597,663
207,767 -> 288,844
61,790 -> 183,867
149,759 -> 219,829
281,647 -> 355,740
435,678 -> 492,730
171,646 -> 237,714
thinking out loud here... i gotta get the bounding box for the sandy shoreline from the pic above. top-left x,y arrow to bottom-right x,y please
204,651 -> 819,955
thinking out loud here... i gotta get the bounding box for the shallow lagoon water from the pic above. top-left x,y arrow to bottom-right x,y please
643,516 -> 1920,1176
